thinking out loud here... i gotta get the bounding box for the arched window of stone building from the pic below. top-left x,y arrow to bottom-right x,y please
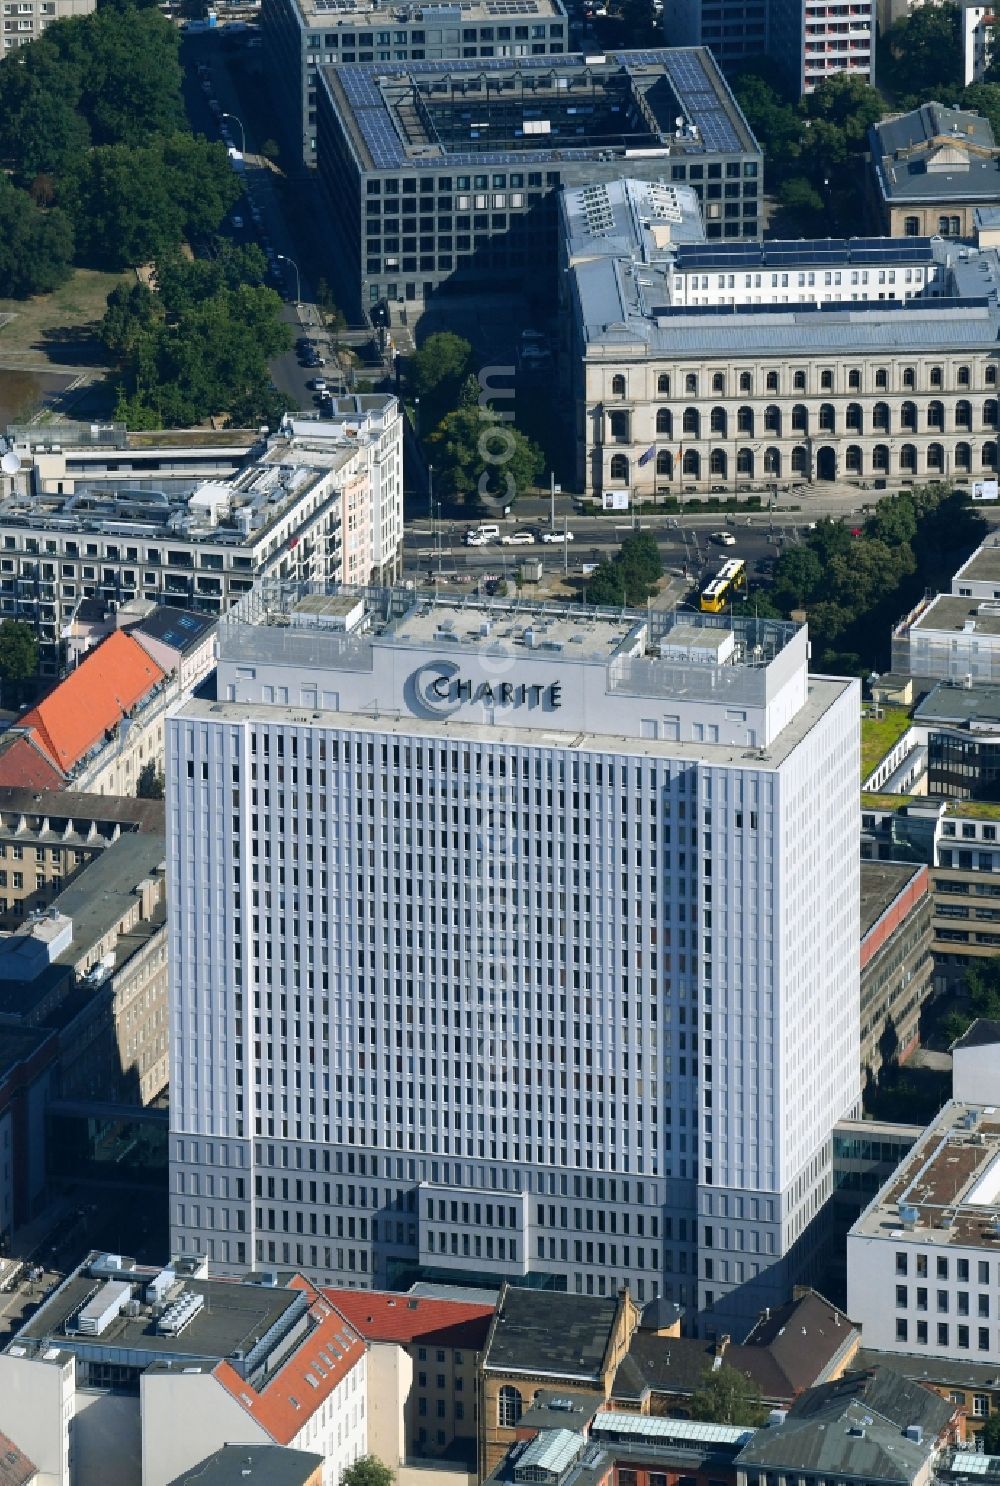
498,1387 -> 523,1428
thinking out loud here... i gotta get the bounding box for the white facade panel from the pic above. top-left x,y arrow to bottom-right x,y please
169,588 -> 860,1332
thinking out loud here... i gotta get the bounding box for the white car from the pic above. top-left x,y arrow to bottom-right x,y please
711,530 -> 736,546
465,524 -> 500,546
501,531 -> 536,546
542,530 -> 574,544
311,377 -> 327,393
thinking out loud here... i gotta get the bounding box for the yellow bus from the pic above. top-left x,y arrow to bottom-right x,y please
699,557 -> 747,613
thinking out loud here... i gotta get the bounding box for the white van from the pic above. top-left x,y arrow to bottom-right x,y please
465,524 -> 500,545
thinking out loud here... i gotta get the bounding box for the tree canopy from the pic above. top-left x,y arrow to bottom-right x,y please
940,959 -> 1000,1046
0,621 -> 39,700
0,2 -> 238,289
0,176 -> 74,296
103,251 -> 290,429
64,133 -> 239,271
586,531 -> 663,606
732,70 -> 885,237
765,487 -> 987,672
881,3 -> 963,105
689,1364 -> 768,1426
411,332 -> 474,431
341,1457 -> 394,1486
425,406 -> 543,508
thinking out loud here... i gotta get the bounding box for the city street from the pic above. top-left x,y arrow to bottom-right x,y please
403,509 -> 812,596
181,31 -> 352,414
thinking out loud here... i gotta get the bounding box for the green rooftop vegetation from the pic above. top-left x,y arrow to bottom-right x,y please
861,791 -> 916,813
946,799 -> 1000,822
860,708 -> 914,783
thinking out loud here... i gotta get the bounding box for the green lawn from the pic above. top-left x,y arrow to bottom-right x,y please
0,268 -> 129,361
946,799 -> 1000,822
860,708 -> 914,782
861,791 -> 916,813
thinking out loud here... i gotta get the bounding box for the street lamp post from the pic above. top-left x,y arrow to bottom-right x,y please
221,112 -> 246,157
277,254 -> 301,307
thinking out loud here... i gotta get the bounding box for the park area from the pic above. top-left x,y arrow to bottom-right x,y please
0,268 -> 130,425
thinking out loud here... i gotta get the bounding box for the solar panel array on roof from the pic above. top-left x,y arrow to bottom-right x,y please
580,182 -> 615,235
658,50 -> 741,152
645,181 -> 683,221
340,68 -> 406,168
330,50 -> 755,170
649,294 -> 991,320
673,238 -> 937,271
485,1 -> 540,11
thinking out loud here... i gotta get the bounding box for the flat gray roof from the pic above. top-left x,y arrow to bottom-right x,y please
48,831 -> 165,958
296,0 -> 564,24
953,539 -> 1000,587
387,598 -> 640,660
915,680 -> 1000,727
562,178 -> 705,264
17,1268 -> 300,1362
483,1287 -> 619,1378
912,594 -> 1000,639
851,1100 -> 1000,1250
860,861 -> 926,940
167,1445 -> 325,1486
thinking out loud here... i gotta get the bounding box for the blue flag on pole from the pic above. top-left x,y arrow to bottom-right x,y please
637,445 -> 655,467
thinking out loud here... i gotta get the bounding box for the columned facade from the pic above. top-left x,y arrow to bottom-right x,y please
584,353 -> 1000,497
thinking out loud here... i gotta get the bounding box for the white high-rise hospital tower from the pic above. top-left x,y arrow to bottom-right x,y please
167,583 -> 860,1332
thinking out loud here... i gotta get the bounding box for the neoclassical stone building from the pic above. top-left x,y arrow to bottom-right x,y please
589,343 -> 1000,493
561,180 -> 1000,495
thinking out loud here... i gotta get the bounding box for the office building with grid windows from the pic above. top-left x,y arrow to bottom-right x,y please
315,48 -> 762,318
168,583 -> 860,1334
263,0 -> 569,167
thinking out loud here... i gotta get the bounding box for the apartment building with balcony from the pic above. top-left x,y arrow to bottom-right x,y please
5,402 -> 403,675
664,0 -> 873,95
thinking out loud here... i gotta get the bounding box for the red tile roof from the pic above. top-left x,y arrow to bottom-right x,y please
214,1277 -> 366,1447
325,1288 -> 495,1349
0,1428 -> 37,1486
18,632 -> 166,774
0,733 -> 64,791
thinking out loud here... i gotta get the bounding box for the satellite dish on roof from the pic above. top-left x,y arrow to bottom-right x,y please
0,451 -> 20,475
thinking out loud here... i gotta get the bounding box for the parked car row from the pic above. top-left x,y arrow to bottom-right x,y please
465,524 -> 575,547
194,57 -> 286,290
